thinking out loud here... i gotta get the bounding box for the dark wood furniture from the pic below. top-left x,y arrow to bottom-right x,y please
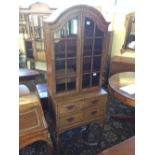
109,56 -> 135,76
97,136 -> 135,155
19,68 -> 40,81
36,83 -> 48,112
19,92 -> 52,155
109,72 -> 135,107
43,5 -> 110,150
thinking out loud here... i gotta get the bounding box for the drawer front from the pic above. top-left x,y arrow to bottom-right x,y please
58,99 -> 83,115
84,95 -> 107,109
59,113 -> 82,128
20,108 -> 40,132
84,108 -> 103,121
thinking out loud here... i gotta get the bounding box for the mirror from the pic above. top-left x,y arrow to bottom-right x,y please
121,12 -> 135,53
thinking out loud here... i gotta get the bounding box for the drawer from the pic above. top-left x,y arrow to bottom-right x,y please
59,113 -> 82,128
58,99 -> 83,115
84,95 -> 107,109
84,108 -> 103,121
20,107 -> 48,137
19,109 -> 38,131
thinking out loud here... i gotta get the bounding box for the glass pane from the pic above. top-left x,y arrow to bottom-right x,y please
56,78 -> 66,93
54,39 -> 65,59
55,60 -> 65,75
67,39 -> 76,57
95,26 -> 104,37
84,17 -> 94,37
61,23 -> 68,38
83,50 -> 92,56
25,41 -> 33,58
68,18 -> 78,37
67,76 -> 76,90
34,27 -> 43,40
82,74 -> 91,88
67,59 -> 76,74
54,31 -> 61,40
33,16 -> 44,40
94,50 -> 102,55
54,17 -> 78,39
53,17 -> 78,93
92,72 -> 100,86
36,40 -> 44,51
94,38 -> 103,50
28,15 -> 33,37
84,39 -> 93,53
93,56 -> 101,71
33,16 -> 39,26
83,57 -> 91,73
34,27 -> 41,39
39,17 -> 43,27
53,25 -> 67,39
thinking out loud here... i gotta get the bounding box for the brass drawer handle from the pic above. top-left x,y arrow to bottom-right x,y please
91,100 -> 98,105
91,111 -> 97,115
67,105 -> 75,110
67,117 -> 75,122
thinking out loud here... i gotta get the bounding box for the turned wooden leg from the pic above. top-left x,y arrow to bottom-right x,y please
111,114 -> 135,123
47,143 -> 52,155
47,134 -> 52,155
55,135 -> 61,155
98,120 -> 104,128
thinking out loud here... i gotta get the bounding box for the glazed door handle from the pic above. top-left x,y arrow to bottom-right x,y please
91,100 -> 98,105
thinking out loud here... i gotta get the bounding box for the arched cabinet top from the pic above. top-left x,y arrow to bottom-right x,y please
44,5 -> 110,32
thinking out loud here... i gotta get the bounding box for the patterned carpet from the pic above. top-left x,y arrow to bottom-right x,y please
19,75 -> 135,155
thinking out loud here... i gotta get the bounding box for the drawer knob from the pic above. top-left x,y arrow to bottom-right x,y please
92,100 -> 98,104
91,111 -> 97,115
67,117 -> 75,122
67,105 -> 75,110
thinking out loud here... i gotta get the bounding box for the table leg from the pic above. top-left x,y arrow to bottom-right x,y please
111,114 -> 135,122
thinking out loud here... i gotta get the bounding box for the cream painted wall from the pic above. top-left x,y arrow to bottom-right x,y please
110,0 -> 135,58
111,12 -> 135,58
19,34 -> 25,53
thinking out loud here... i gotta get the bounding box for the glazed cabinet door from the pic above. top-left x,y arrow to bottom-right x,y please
44,5 -> 109,95
33,15 -> 46,53
52,17 -> 79,93
82,16 -> 105,89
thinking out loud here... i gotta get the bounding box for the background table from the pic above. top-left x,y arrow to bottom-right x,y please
19,68 -> 40,81
97,136 -> 135,155
109,72 -> 135,107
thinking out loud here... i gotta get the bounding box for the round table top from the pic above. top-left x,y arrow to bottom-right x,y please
109,72 -> 135,107
19,68 -> 40,81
